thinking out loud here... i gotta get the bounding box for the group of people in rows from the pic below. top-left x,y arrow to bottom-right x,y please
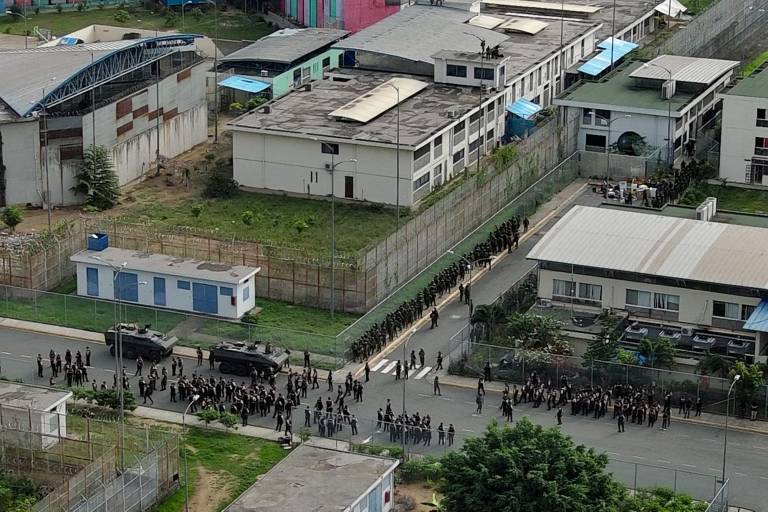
37,348 -> 92,387
348,215 -> 529,362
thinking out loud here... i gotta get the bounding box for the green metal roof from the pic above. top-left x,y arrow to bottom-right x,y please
557,61 -> 691,114
724,66 -> 768,98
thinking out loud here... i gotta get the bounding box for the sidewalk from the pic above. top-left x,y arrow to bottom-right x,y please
132,406 -> 350,451
439,372 -> 768,436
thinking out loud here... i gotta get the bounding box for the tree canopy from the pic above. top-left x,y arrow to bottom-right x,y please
439,418 -> 624,512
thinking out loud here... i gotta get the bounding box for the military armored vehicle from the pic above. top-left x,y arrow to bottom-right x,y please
104,323 -> 177,362
209,341 -> 288,376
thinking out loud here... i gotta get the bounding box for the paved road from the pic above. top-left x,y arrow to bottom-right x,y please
1,187 -> 766,510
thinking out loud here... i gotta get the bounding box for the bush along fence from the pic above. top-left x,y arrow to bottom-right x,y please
448,341 -> 768,421
336,152 -> 580,363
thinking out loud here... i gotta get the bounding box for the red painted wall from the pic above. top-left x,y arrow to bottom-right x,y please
342,0 -> 399,32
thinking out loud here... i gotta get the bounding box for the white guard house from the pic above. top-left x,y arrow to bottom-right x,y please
0,382 -> 73,449
71,234 -> 260,319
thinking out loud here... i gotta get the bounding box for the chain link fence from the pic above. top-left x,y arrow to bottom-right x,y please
0,404 -> 179,512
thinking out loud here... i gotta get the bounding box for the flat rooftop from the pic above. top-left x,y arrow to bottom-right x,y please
228,69 -> 482,147
723,65 -> 768,99
556,61 -> 693,115
224,445 -> 398,512
71,247 -> 260,285
0,382 -> 72,411
222,28 -> 349,65
527,205 -> 768,292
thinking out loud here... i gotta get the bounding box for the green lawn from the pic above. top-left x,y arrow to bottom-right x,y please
155,427 -> 286,512
679,0 -> 717,15
743,49 -> 768,77
679,183 -> 768,213
120,190 -> 403,257
0,289 -> 185,334
197,298 -> 358,357
0,6 -> 272,41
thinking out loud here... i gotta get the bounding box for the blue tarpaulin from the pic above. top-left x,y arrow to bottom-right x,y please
578,37 -> 639,76
505,98 -> 542,120
57,37 -> 80,46
744,298 -> 768,332
218,75 -> 271,94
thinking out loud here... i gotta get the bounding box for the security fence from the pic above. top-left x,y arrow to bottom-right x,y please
0,404 -> 179,512
607,459 -> 722,505
447,340 -> 768,420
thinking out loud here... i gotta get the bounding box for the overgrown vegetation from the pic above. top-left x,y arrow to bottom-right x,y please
0,471 -> 40,512
742,48 -> 768,77
71,387 -> 137,410
74,145 -> 120,211
679,182 -> 768,214
1,205 -> 23,232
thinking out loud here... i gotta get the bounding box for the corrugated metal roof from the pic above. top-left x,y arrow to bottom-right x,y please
221,28 -> 349,65
482,0 -> 603,14
629,55 -> 739,84
218,75 -> 271,94
578,37 -> 638,76
468,14 -> 505,29
527,206 -> 768,291
498,19 -> 550,35
328,77 -> 428,123
332,6 -> 508,66
506,97 -> 542,119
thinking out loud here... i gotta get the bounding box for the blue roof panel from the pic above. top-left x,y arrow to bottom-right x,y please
218,75 -> 271,94
506,98 -> 542,120
578,37 -> 639,76
744,298 -> 768,332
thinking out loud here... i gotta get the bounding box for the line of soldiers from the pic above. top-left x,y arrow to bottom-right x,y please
40,348 -> 92,387
349,215 -> 529,362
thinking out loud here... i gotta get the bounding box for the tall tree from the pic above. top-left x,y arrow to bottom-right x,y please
583,314 -> 620,365
729,361 -> 766,409
73,145 -> 119,211
439,418 -> 625,512
471,303 -> 506,342
638,337 -> 676,369
498,313 -> 571,354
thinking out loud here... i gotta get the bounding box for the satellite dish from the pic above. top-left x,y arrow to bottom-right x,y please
616,131 -> 645,156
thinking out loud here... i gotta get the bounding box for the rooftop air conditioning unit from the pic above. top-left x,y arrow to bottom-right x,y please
260,70 -> 269,77
661,79 -> 676,100
681,326 -> 694,337
537,298 -> 552,308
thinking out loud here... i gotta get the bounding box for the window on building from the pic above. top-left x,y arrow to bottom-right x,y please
447,64 -> 467,78
243,285 -> 250,302
578,283 -> 602,301
86,267 -> 99,296
453,122 -> 465,140
469,111 -> 480,123
469,138 -> 481,153
322,56 -> 331,68
713,300 -> 739,319
585,133 -> 607,150
654,292 -> 680,311
453,148 -> 465,163
537,67 -> 542,86
153,277 -> 166,306
755,137 -> 768,156
758,108 -> 768,128
433,136 -> 443,157
178,280 -> 190,290
568,46 -> 574,64
528,73 -> 534,91
321,142 -> 339,155
344,176 -> 353,198
582,108 -> 593,125
626,289 -> 652,308
414,144 -> 430,162
595,109 -> 611,126
580,39 -> 585,58
553,279 -> 576,297
474,67 -> 494,80
220,286 -> 234,297
544,61 -> 549,81
413,172 -> 430,191
742,304 -> 756,321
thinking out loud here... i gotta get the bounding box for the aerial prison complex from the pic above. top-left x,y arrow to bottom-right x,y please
0,30 -> 210,208
228,0 -> 678,206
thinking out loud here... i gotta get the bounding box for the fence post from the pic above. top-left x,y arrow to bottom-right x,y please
673,471 -> 677,493
634,463 -> 638,491
64,294 -> 68,326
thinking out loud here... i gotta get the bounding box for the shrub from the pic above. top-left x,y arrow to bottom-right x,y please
229,102 -> 245,112
113,9 -> 130,22
56,3 -> 63,13
241,210 -> 254,225
191,204 -> 204,219
1,206 -> 23,233
202,170 -> 239,199
164,12 -> 178,27
219,411 -> 239,429
197,407 -> 220,425
399,456 -> 443,483
191,7 -> 203,20
76,1 -> 86,12
71,387 -> 137,411
246,97 -> 266,110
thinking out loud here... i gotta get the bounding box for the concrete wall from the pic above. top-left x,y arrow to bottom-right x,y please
75,262 -> 256,318
719,93 -> 768,185
271,49 -> 343,98
82,63 -> 208,187
2,119 -> 42,207
538,268 -> 761,333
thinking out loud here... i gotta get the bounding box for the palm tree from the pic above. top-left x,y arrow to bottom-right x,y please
470,303 -> 506,342
638,337 -> 676,369
696,353 -> 732,378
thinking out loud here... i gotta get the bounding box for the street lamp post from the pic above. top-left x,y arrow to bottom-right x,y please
401,328 -> 417,456
722,374 -> 741,482
5,8 -> 29,49
206,0 -> 220,143
183,394 -> 200,512
642,62 -> 674,167
605,114 -> 632,179
181,0 -> 193,32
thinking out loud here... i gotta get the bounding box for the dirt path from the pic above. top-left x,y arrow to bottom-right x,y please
189,467 -> 235,512
395,483 -> 439,512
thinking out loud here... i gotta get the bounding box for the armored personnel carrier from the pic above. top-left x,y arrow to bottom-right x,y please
209,341 -> 288,376
104,323 -> 177,362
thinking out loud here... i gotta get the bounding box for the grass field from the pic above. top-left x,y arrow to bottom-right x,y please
743,49 -> 768,77
155,427 -> 286,512
679,183 -> 768,213
0,5 -> 272,41
120,190 -> 403,256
